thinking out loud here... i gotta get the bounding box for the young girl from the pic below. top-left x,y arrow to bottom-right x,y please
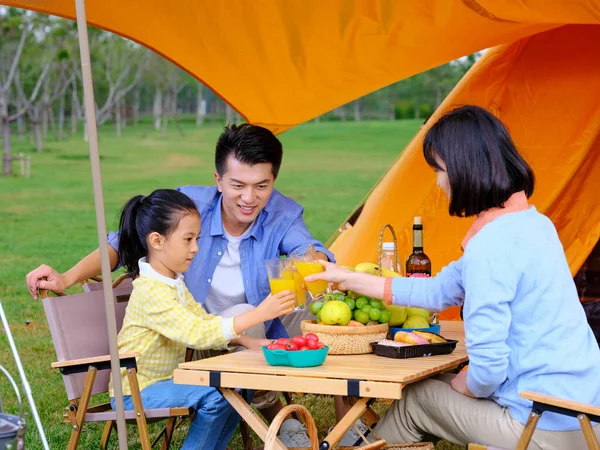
306,106 -> 600,449
109,189 -> 296,450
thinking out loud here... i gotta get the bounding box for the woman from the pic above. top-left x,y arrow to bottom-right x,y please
306,106 -> 600,449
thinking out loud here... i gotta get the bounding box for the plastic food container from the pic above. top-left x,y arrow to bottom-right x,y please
370,339 -> 458,359
262,346 -> 329,367
389,324 -> 441,339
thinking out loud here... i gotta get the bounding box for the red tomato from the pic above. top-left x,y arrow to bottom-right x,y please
317,342 -> 326,349
305,333 -> 319,342
286,342 -> 299,351
277,338 -> 289,345
299,346 -> 309,350
268,344 -> 286,350
292,336 -> 306,347
306,339 -> 320,350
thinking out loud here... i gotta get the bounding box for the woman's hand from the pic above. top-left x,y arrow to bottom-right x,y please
305,261 -> 387,299
304,261 -> 356,291
450,369 -> 477,398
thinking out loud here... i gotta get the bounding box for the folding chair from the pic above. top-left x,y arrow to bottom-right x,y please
467,391 -> 600,450
40,280 -> 193,450
77,273 -> 294,450
81,273 -> 133,292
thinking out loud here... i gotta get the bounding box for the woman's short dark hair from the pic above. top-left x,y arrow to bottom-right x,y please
423,105 -> 534,217
215,124 -> 283,178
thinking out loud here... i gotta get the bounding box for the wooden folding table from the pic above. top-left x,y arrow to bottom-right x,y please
174,321 -> 467,450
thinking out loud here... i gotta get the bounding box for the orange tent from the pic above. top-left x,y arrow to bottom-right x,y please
330,23 -> 600,319
4,0 -> 599,321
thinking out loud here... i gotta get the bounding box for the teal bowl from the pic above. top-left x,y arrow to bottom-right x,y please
262,346 -> 329,367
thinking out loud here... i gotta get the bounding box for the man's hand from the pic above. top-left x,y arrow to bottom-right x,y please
450,368 -> 477,398
25,264 -> 69,300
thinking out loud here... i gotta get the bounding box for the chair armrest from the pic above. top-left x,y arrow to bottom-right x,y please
52,352 -> 141,375
520,391 -> 600,417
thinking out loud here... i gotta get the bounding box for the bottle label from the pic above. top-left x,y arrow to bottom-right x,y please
413,230 -> 423,249
408,273 -> 430,278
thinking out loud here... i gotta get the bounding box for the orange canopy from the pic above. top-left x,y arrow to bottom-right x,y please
3,0 -> 599,133
4,1 -> 600,319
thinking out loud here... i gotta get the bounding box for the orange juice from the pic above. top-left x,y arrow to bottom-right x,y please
269,278 -> 296,295
294,261 -> 329,296
293,271 -> 307,308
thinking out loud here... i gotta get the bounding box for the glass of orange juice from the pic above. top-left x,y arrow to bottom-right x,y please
290,244 -> 330,300
266,258 -> 305,310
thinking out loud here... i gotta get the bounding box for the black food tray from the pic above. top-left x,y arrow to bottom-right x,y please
370,340 -> 458,359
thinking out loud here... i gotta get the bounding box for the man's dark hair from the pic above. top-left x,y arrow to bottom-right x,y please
215,124 -> 283,177
423,105 -> 534,217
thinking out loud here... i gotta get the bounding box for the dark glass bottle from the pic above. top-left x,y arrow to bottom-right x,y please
406,216 -> 432,277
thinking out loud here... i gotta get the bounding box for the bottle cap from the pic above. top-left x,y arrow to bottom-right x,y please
413,216 -> 422,225
382,242 -> 396,251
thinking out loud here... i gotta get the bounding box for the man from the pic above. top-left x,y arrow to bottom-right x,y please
26,123 -> 343,446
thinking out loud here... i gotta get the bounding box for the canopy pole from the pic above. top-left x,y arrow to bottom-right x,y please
73,0 -> 128,448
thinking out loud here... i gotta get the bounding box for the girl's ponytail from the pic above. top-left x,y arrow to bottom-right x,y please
118,195 -> 146,277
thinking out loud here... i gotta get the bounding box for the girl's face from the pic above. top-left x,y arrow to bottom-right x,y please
148,212 -> 201,278
434,156 -> 451,199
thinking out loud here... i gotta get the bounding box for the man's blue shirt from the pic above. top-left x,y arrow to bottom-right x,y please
108,185 -> 334,338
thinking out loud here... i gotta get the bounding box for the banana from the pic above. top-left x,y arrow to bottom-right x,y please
354,262 -> 381,275
355,262 -> 402,278
393,331 -> 429,345
412,330 -> 447,344
381,267 -> 402,278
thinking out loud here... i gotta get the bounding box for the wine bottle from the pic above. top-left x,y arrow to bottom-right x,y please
406,216 -> 431,277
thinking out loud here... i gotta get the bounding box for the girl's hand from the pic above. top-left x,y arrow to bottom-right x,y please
257,290 -> 296,321
450,369 -> 477,398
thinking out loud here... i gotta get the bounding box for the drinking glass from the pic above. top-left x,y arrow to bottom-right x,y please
265,257 -> 305,310
290,244 -> 330,300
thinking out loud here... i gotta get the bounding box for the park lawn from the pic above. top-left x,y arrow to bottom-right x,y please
0,119 -> 460,449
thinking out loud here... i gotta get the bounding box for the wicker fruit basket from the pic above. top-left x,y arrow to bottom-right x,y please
301,320 -> 388,355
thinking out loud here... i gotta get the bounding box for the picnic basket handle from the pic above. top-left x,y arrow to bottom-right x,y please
377,223 -> 399,275
265,404 -> 319,450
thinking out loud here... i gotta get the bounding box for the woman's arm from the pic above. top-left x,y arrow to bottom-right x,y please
305,259 -> 465,312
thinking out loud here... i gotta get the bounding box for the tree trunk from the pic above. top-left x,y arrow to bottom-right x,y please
58,93 -> 65,139
226,104 -> 235,125
133,88 -> 140,126
115,97 -> 122,137
48,103 -> 57,140
196,82 -> 205,126
32,106 -> 43,152
42,79 -> 50,139
34,122 -> 43,152
71,78 -> 78,136
353,99 -> 361,121
17,108 -> 25,144
1,91 -> 12,176
83,122 -> 88,142
162,90 -> 170,137
153,88 -> 162,131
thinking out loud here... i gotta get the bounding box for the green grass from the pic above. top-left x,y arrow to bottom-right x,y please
0,119 -> 460,449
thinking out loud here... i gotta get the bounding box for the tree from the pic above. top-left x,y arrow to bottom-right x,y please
0,10 -> 31,175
